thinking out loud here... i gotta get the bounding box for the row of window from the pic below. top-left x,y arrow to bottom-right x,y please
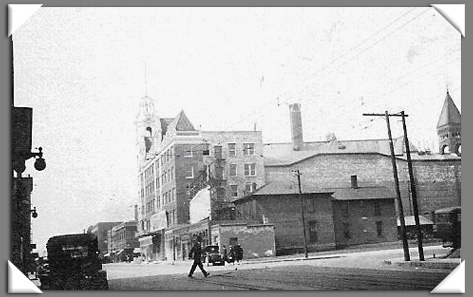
113,230 -> 131,241
167,210 -> 177,226
145,188 -> 177,214
229,163 -> 257,177
157,167 -> 175,188
228,142 -> 256,156
144,165 -> 154,180
141,146 -> 175,183
441,132 -> 461,139
158,146 -> 175,168
230,183 -> 257,197
141,142 -> 259,185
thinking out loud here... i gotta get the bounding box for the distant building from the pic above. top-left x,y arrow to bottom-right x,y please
87,221 -> 122,259
109,221 -> 139,262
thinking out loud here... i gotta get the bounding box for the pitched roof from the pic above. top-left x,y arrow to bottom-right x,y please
167,110 -> 195,132
232,181 -> 333,204
330,186 -> 396,200
232,182 -> 396,204
436,91 -> 461,129
253,181 -> 331,196
263,137 -> 418,166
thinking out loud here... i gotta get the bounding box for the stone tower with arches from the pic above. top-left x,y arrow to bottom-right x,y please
436,91 -> 461,155
134,95 -> 162,165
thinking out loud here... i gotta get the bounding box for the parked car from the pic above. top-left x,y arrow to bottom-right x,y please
37,258 -> 50,290
202,245 -> 225,266
433,206 -> 461,249
42,233 -> 108,290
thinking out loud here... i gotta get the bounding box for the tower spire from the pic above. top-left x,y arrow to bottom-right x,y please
144,62 -> 148,98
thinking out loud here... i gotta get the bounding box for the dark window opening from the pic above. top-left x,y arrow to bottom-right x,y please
308,220 -> 318,243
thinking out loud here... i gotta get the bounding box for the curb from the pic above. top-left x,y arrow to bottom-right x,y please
384,259 -> 460,270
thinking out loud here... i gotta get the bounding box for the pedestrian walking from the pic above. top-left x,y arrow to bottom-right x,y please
227,246 -> 235,265
234,244 -> 243,265
222,245 -> 228,264
188,241 -> 209,278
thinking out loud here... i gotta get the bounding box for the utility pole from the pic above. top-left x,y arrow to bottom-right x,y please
294,170 -> 308,258
363,112 -> 410,261
400,111 -> 424,261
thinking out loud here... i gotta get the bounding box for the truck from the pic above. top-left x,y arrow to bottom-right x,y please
41,233 -> 108,290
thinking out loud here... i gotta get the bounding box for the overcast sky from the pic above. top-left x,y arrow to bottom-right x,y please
13,7 -> 461,255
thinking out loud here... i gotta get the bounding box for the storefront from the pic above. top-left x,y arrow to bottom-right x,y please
139,231 -> 164,261
164,218 -> 212,262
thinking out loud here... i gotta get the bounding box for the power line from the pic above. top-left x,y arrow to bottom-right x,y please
318,8 -> 432,82
313,8 -> 418,80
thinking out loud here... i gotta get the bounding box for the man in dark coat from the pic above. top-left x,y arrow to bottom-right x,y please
221,245 -> 228,263
234,244 -> 243,265
188,241 -> 209,277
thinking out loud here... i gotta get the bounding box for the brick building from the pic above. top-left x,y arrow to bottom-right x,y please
134,96 -> 266,262
264,97 -> 461,224
233,177 -> 397,254
109,220 -> 139,262
87,221 -> 122,259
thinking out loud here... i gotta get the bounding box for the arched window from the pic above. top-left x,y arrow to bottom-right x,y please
145,127 -> 153,137
441,144 -> 450,155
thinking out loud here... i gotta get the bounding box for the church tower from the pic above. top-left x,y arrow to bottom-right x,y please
436,91 -> 461,155
134,95 -> 162,166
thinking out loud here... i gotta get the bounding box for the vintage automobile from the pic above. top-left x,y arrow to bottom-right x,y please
433,206 -> 461,250
41,233 -> 108,290
202,245 -> 225,266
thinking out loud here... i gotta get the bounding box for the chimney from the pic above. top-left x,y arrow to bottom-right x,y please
289,103 -> 303,151
134,205 -> 139,221
350,175 -> 359,189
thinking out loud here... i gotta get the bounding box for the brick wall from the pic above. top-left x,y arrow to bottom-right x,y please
202,131 -> 266,199
236,194 -> 336,254
265,153 -> 461,221
332,199 -> 397,248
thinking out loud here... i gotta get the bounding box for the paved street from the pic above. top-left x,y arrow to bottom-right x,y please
104,245 -> 458,290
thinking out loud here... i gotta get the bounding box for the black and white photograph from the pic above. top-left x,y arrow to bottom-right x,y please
10,5 -> 462,291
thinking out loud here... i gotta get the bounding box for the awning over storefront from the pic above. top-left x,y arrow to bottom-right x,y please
139,235 -> 153,247
397,215 -> 434,226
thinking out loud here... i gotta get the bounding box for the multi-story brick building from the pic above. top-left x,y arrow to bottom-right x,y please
109,220 -> 139,262
134,96 -> 266,261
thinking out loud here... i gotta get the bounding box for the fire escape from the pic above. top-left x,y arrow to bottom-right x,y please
187,145 -> 235,222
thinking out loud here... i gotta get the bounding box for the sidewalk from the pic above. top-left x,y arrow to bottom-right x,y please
106,241 -> 460,271
384,255 -> 461,270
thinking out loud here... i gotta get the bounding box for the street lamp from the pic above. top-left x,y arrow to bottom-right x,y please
13,147 -> 46,176
31,207 -> 38,218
